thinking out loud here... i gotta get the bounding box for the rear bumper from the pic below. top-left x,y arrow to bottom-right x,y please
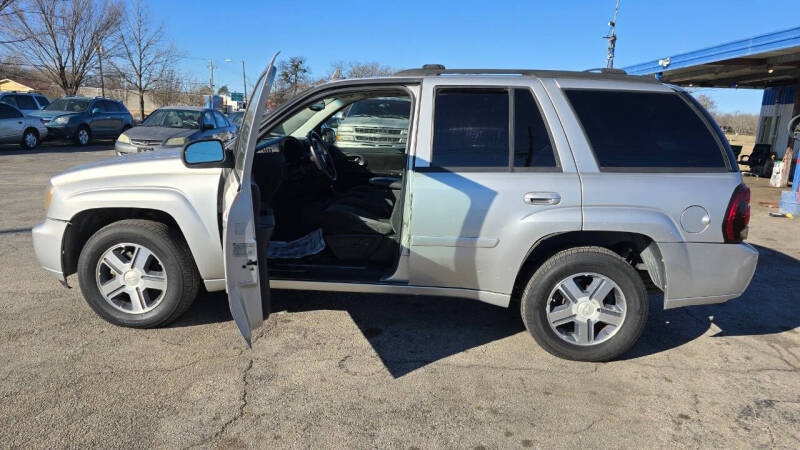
32,218 -> 69,283
660,242 -> 758,309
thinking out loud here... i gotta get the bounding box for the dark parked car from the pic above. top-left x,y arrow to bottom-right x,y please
31,97 -> 133,146
115,106 -> 236,155
227,110 -> 244,128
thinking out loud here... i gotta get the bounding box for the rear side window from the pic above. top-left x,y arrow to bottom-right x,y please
514,89 -> 557,168
432,89 -> 509,167
103,100 -> 121,112
14,95 -> 38,110
565,90 -> 727,170
0,103 -> 22,119
0,96 -> 17,107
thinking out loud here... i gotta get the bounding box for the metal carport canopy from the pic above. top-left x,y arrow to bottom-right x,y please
623,26 -> 800,88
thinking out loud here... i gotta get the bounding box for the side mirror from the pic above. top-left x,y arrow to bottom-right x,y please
182,139 -> 231,168
91,107 -> 102,116
790,115 -> 800,141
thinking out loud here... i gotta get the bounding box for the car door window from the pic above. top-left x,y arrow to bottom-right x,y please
0,96 -> 18,108
14,95 -> 38,110
513,89 -> 558,169
0,103 -> 22,119
213,111 -> 228,128
203,111 -> 217,129
91,101 -> 106,114
35,96 -> 50,108
431,89 -> 509,168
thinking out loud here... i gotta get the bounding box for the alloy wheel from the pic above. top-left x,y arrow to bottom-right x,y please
545,272 -> 626,346
95,243 -> 168,314
24,131 -> 38,148
78,128 -> 89,145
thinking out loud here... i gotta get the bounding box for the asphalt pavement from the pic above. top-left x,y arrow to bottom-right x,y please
1,142 -> 799,448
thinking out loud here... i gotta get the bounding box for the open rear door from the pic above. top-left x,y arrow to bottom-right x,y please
221,53 -> 278,346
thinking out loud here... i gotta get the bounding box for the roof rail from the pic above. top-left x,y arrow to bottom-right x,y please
583,67 -> 627,74
394,65 -> 544,77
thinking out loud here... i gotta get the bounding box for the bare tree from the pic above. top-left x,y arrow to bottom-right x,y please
0,0 -> 16,14
110,0 -> 178,120
0,0 -> 122,95
694,94 -> 717,114
327,60 -> 395,79
278,56 -> 310,96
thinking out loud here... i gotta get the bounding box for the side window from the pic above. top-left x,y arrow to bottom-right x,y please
432,89 -> 509,167
513,89 -> 557,168
565,90 -> 727,169
102,100 -> 119,112
35,96 -> 50,108
214,111 -> 228,127
90,101 -> 106,113
14,95 -> 38,110
203,111 -> 217,128
0,103 -> 22,119
1,96 -> 17,108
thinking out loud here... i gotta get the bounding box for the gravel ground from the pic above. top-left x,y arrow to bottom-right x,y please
1,143 -> 799,449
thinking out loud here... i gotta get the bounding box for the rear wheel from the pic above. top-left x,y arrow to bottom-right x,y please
75,125 -> 91,146
520,246 -> 648,362
21,128 -> 39,149
77,219 -> 200,328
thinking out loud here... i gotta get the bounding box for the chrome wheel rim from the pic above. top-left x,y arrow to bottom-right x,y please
78,129 -> 89,145
24,132 -> 37,148
545,272 -> 626,346
95,243 -> 168,314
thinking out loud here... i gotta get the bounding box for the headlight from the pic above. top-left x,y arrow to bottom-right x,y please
52,116 -> 69,125
44,183 -> 53,212
117,133 -> 130,144
165,137 -> 186,146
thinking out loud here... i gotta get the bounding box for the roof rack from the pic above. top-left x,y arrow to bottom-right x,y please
393,65 -> 634,78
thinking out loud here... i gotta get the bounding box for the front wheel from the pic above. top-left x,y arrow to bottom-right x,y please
77,219 -> 200,328
74,125 -> 91,146
520,246 -> 648,362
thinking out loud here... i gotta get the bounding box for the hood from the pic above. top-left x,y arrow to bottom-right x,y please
123,126 -> 197,142
339,116 -> 408,128
50,149 -> 185,187
30,110 -> 80,120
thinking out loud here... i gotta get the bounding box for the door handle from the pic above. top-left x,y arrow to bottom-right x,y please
524,192 -> 561,205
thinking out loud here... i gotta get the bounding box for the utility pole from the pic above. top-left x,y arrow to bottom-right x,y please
208,57 -> 216,95
604,0 -> 621,69
98,45 -> 105,97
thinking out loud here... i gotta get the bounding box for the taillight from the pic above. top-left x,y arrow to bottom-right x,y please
723,184 -> 750,243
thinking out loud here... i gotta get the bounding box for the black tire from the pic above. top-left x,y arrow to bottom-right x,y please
520,246 -> 648,362
21,128 -> 39,149
74,125 -> 91,146
77,219 -> 200,328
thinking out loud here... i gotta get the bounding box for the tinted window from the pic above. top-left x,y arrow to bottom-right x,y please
203,111 -> 217,128
102,100 -> 119,112
35,95 -> 50,107
14,95 -> 38,110
45,98 -> 90,112
514,89 -> 557,168
90,101 -> 106,113
0,96 -> 17,107
142,109 -> 202,129
213,111 -> 228,127
566,90 -> 726,169
0,103 -> 22,119
432,89 -> 509,167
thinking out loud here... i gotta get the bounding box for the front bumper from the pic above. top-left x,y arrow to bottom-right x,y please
32,218 -> 69,283
44,124 -> 76,140
660,242 -> 758,309
115,141 -> 177,156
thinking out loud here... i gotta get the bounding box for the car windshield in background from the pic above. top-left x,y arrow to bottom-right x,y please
44,98 -> 90,112
142,109 -> 202,129
347,98 -> 409,118
229,112 -> 244,126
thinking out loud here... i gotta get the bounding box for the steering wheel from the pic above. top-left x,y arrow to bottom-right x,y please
307,131 -> 337,181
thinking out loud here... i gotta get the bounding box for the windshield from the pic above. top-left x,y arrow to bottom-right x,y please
142,109 -> 202,129
44,98 -> 90,112
346,98 -> 409,119
228,111 -> 244,126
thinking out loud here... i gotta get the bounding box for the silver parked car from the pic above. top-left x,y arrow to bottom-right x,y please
32,59 -> 757,361
116,106 -> 236,155
0,102 -> 47,148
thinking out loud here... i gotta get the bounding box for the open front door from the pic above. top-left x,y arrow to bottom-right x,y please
221,53 -> 278,346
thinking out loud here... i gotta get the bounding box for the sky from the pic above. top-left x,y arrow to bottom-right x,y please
156,0 -> 800,114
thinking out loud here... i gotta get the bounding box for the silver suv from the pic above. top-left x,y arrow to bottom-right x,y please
32,59 -> 758,361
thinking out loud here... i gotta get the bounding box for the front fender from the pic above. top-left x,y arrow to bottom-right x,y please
52,186 -> 224,280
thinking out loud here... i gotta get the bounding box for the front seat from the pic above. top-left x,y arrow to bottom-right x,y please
320,177 -> 403,263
